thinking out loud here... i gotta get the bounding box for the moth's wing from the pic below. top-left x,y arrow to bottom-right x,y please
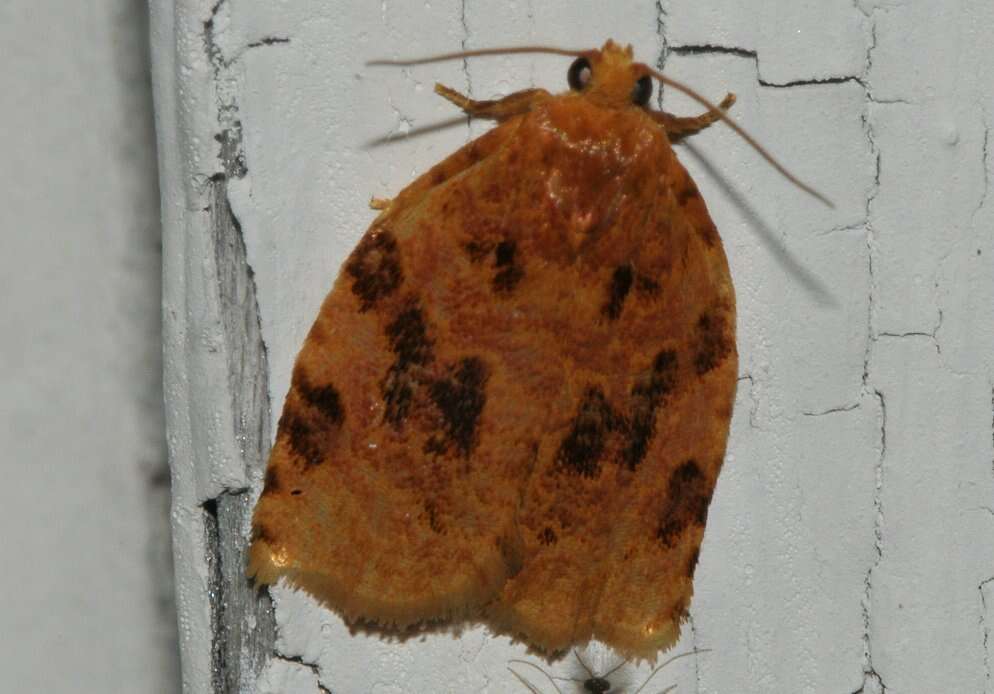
588,156 -> 736,658
248,120 -> 534,626
482,101 -> 737,659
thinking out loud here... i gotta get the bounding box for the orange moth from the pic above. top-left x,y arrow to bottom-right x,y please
249,40 -> 827,660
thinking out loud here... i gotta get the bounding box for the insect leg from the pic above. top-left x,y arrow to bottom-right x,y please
434,83 -> 550,120
651,93 -> 736,140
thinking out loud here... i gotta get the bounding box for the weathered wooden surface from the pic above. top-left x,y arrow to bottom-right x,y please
153,1 -> 994,691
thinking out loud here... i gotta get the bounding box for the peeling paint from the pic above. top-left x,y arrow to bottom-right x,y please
199,177 -> 278,693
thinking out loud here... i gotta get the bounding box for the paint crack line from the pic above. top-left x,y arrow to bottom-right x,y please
973,111 -> 991,220
272,654 -> 330,694
459,0 -> 472,97
855,389 -> 887,694
980,578 -> 994,690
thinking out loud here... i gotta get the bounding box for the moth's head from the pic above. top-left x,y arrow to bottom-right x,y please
567,40 -> 653,110
368,40 -> 833,206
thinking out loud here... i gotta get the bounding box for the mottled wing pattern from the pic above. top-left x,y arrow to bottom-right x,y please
249,121 -> 533,625
472,98 -> 737,658
249,93 -> 736,659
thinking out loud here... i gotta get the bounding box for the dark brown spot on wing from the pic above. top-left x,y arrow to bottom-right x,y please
602,264 -> 633,320
423,501 -> 444,533
686,547 -> 701,577
621,350 -> 678,471
538,527 -> 557,545
492,239 -> 524,293
345,228 -> 402,311
636,274 -> 660,295
427,357 -> 489,456
463,239 -> 495,262
262,468 -> 281,496
656,459 -> 712,548
279,370 -> 346,468
251,524 -> 276,545
495,239 -> 515,266
676,174 -> 720,246
555,388 -> 622,478
676,178 -> 700,206
694,310 -> 733,375
381,376 -> 415,427
381,301 -> 434,426
293,368 -> 345,426
386,302 -> 433,368
554,351 -> 680,477
280,409 -> 327,468
697,219 -> 719,247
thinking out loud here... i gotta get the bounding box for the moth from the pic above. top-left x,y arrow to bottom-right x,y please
249,39 -> 825,660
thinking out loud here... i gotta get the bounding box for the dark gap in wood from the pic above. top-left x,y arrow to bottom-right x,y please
204,177 -> 277,692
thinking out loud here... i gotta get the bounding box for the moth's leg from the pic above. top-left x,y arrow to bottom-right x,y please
435,83 -> 550,120
653,93 -> 736,140
369,196 -> 392,210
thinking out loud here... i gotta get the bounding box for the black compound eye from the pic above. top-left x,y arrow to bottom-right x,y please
568,57 -> 592,91
631,74 -> 653,106
632,75 -> 652,106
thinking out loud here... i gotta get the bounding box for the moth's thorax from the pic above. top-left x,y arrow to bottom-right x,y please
506,95 -> 680,266
533,95 -> 667,167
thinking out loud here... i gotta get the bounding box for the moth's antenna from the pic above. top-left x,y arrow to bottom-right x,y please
631,648 -> 712,694
573,649 -> 596,678
645,66 -> 833,208
572,648 -> 630,682
507,659 -> 565,694
599,655 -> 629,681
368,46 -> 832,207
506,666 -> 546,694
368,45 -> 584,66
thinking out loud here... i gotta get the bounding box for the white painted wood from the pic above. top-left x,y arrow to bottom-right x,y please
154,1 -> 994,691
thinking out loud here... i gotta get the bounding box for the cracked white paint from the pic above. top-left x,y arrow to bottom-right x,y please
661,0 -> 869,85
153,0 -> 994,691
255,658 -> 322,694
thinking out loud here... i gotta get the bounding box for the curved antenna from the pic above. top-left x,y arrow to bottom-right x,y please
368,45 -> 584,67
599,655 -> 629,681
507,666 -> 545,694
362,115 -> 469,148
631,648 -> 713,694
367,45 -> 832,207
573,649 -> 596,679
507,659 -> 564,694
645,66 -> 833,207
571,648 -> 629,682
